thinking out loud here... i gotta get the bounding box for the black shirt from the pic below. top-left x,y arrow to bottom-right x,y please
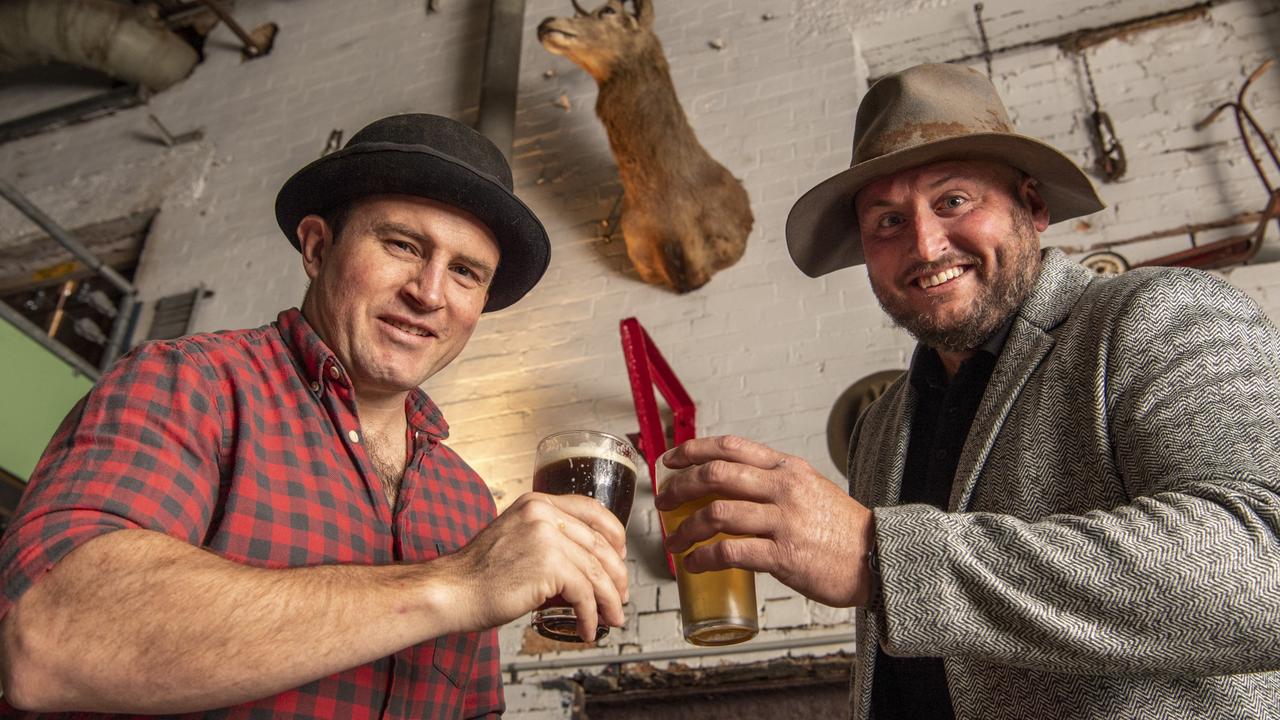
870,345 -> 1000,720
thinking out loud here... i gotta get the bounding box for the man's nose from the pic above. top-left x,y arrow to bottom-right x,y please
909,211 -> 950,261
403,263 -> 447,311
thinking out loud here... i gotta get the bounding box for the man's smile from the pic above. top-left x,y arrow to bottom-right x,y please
381,315 -> 436,340
912,264 -> 974,291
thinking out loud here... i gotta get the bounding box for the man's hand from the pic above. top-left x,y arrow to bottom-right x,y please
655,435 -> 876,607
435,492 -> 629,641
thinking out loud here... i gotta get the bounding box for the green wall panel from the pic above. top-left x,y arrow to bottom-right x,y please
0,318 -> 94,481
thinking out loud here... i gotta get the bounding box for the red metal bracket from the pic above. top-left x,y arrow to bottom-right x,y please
620,317 -> 696,578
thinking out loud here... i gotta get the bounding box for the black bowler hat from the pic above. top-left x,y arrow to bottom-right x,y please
275,113 -> 550,312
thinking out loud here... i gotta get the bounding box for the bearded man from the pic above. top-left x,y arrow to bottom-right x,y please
656,63 -> 1280,719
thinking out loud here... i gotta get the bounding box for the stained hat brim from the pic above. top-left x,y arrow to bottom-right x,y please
275,142 -> 550,312
785,133 -> 1106,277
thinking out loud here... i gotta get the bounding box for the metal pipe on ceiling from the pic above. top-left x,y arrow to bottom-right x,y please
0,298 -> 100,381
477,0 -> 527,163
0,0 -> 198,92
0,177 -> 137,369
0,179 -> 135,297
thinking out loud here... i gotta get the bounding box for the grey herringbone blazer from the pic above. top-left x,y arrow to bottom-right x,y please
847,249 -> 1280,719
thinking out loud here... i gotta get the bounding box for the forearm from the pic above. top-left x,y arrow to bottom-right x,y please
874,487 -> 1280,676
0,528 -> 465,713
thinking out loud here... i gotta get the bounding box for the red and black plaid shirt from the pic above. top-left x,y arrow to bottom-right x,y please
0,308 -> 503,719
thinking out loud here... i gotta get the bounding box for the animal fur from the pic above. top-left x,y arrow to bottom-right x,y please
538,0 -> 753,292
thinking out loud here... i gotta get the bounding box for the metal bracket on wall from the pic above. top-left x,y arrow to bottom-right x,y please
321,129 -> 344,157
973,3 -> 994,79
0,85 -> 147,146
196,0 -> 277,59
941,3 -> 1213,69
620,317 -> 696,579
147,114 -> 204,147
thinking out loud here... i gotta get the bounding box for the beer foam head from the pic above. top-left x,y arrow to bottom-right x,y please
538,443 -> 638,474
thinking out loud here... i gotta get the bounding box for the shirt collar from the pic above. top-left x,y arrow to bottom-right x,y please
909,316 -> 1014,392
275,308 -> 450,443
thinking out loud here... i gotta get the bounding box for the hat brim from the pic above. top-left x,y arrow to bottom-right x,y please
275,142 -> 550,312
785,133 -> 1105,277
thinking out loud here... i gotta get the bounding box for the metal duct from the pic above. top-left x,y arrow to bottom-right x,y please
477,0 -> 526,162
0,0 -> 198,92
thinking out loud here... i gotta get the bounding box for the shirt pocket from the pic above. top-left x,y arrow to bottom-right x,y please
429,541 -> 478,689
433,630 -> 480,689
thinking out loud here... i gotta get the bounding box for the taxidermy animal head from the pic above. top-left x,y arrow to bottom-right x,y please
538,0 -> 753,293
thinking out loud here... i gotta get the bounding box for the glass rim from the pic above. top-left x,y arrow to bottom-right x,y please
537,429 -> 636,453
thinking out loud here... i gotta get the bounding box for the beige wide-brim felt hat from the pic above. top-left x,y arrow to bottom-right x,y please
786,63 -> 1105,277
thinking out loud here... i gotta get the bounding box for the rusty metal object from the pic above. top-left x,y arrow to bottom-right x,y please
973,3 -> 993,79
147,113 -> 203,147
1122,59 -> 1280,270
1080,250 -> 1129,275
1196,60 -> 1279,200
1130,190 -> 1280,271
196,0 -> 276,58
1090,110 -> 1126,181
1079,51 -> 1126,182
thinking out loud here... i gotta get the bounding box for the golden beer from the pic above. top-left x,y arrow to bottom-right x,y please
659,470 -> 759,646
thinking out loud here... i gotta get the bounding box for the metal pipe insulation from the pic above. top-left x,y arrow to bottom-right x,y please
0,0 -> 198,92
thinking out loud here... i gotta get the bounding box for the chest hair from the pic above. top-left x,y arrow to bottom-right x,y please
364,431 -> 406,508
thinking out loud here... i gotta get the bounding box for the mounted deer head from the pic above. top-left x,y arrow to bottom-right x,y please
539,0 -> 753,293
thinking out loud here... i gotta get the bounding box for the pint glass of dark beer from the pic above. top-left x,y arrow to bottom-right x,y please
530,430 -> 638,642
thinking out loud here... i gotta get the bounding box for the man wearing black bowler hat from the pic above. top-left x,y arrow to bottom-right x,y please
0,114 -> 629,718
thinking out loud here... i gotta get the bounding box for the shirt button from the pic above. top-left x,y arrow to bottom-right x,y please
348,429 -> 360,443
309,381 -> 321,393
329,365 -> 341,380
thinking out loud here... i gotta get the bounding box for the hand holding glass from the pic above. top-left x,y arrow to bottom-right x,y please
530,430 -> 638,642
656,452 -> 759,646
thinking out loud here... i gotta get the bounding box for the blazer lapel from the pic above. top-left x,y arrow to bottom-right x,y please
948,249 -> 1096,511
876,360 -> 920,507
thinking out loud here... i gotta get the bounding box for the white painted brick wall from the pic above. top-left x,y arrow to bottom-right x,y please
1,0 -> 1277,717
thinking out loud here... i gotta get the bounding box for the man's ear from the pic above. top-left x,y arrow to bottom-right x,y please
297,215 -> 332,281
1019,177 -> 1051,233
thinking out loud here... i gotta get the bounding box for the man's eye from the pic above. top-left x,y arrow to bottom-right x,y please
600,6 -> 616,15
878,215 -> 903,229
941,196 -> 966,210
388,239 -> 417,254
452,265 -> 477,280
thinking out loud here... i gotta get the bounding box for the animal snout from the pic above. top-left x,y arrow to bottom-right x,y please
537,18 -> 569,40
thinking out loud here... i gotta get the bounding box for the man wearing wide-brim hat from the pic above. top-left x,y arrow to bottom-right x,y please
657,63 -> 1280,719
0,114 -> 629,718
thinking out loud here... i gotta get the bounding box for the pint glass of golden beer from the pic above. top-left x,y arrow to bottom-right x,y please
656,453 -> 759,646
530,430 -> 638,642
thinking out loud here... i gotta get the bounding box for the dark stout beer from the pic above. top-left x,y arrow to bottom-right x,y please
532,450 -> 636,525
530,432 -> 638,643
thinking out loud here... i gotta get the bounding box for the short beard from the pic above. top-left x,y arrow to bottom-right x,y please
872,204 -> 1041,353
